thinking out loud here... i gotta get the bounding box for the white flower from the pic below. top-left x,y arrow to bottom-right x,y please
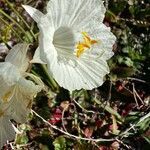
0,44 -> 41,148
23,0 -> 116,91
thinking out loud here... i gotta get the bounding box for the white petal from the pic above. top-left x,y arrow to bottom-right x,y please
25,72 -> 46,91
30,47 -> 46,64
0,116 -> 15,149
70,0 -> 106,28
0,62 -> 21,98
9,78 -> 41,123
84,24 -> 116,60
22,5 -> 44,23
46,0 -> 106,28
5,43 -> 30,73
47,54 -> 109,91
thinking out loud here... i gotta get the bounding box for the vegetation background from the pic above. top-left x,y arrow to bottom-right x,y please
0,0 -> 149,149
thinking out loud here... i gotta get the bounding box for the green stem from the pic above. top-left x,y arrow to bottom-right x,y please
41,65 -> 59,92
5,0 -> 36,40
0,17 -> 23,42
31,65 -> 59,92
26,0 -> 33,5
0,8 -> 30,41
107,10 -> 118,20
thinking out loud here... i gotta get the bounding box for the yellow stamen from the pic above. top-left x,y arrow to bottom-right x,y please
76,32 -> 98,57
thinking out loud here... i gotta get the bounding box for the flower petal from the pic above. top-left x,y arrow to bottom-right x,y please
5,43 -> 30,73
0,62 -> 21,99
48,55 -> 109,91
25,72 -> 46,91
46,0 -> 106,28
83,23 -> 116,60
0,116 -> 15,149
30,47 -> 46,64
22,5 -> 44,23
9,78 -> 41,123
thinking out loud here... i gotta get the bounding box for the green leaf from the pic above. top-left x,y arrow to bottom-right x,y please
53,136 -> 66,150
137,117 -> 150,132
143,136 -> 150,144
15,134 -> 29,145
23,31 -> 34,43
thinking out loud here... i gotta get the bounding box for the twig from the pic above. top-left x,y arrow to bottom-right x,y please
8,142 -> 14,150
73,98 -> 95,114
120,112 -> 150,137
133,87 -> 144,105
31,110 -> 115,142
107,80 -> 112,101
127,77 -> 146,83
132,83 -> 144,107
61,106 -> 68,132
116,139 -> 132,150
132,83 -> 140,108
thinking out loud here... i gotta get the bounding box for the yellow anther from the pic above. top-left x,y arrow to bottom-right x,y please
76,32 -> 98,57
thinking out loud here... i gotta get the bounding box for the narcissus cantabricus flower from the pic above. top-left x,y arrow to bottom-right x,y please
23,0 -> 116,91
0,44 -> 41,148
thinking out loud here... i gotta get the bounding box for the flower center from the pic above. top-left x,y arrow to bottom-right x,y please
76,32 -> 98,57
53,26 -> 75,53
53,27 -> 98,58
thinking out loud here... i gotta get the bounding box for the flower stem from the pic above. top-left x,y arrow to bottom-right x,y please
0,17 -> 23,42
40,65 -> 59,92
5,0 -> 36,40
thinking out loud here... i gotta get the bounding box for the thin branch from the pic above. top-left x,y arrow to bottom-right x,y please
116,139 -> 132,150
120,112 -> 150,137
132,83 -> 140,108
61,106 -> 68,132
107,80 -> 112,101
132,83 -> 144,107
127,77 -> 146,83
73,98 -> 95,114
8,142 -> 14,150
31,110 -> 115,142
133,86 -> 144,105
